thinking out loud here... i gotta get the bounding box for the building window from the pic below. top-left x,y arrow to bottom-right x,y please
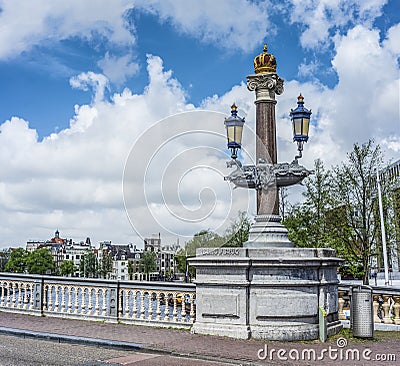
76,255 -> 80,259
66,255 -> 69,259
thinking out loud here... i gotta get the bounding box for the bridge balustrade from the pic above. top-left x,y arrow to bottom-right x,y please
338,285 -> 400,325
0,273 -> 196,329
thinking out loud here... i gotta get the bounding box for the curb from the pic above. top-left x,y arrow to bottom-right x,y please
0,327 -> 258,366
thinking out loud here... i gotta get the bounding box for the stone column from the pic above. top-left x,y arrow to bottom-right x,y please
246,73 -> 283,216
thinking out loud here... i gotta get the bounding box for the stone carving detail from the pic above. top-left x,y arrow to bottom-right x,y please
246,74 -> 284,96
225,158 -> 313,191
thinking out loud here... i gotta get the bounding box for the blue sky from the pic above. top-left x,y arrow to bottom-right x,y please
0,0 -> 399,248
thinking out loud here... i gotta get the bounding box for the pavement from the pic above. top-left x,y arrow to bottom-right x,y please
0,312 -> 400,365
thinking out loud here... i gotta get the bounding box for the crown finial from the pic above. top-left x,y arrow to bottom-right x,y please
253,43 -> 277,74
231,103 -> 238,116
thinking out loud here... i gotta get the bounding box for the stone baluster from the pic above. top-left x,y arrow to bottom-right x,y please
82,287 -> 88,313
95,288 -> 100,316
11,282 -> 17,308
393,296 -> 400,325
140,292 -> 146,320
28,283 -> 34,310
382,295 -> 392,324
16,283 -> 23,309
338,291 -> 346,320
47,286 -> 54,311
102,289 -> 107,317
61,286 -> 68,313
0,282 -> 4,306
117,289 -> 123,320
163,294 -> 171,322
173,293 -> 179,322
88,288 -> 94,315
189,295 -> 195,323
134,291 -> 139,318
373,295 -> 381,323
67,286 -> 73,313
7,282 -> 12,308
44,285 -> 49,311
74,288 -> 80,314
148,293 -> 154,320
156,292 -> 162,321
121,290 -> 129,319
22,283 -> 29,309
181,295 -> 187,323
54,286 -> 60,312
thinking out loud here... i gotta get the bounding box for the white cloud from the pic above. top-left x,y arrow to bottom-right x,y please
0,0 -> 135,60
135,0 -> 273,52
97,52 -> 139,86
288,0 -> 387,48
70,71 -> 110,104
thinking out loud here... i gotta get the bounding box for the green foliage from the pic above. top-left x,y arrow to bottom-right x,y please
285,159 -> 335,248
80,251 -> 98,278
285,141 -> 389,284
59,260 -> 75,277
127,260 -> 134,280
184,229 -> 225,257
139,250 -> 157,278
4,248 -> 28,273
223,211 -> 251,247
26,248 -> 55,275
177,212 -> 252,280
0,250 -> 10,271
98,251 -> 112,279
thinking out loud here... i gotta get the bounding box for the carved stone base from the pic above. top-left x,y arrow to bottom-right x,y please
189,247 -> 342,341
245,214 -> 293,248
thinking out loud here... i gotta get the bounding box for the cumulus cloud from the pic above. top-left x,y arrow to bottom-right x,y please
0,0 -> 135,60
97,52 -> 139,86
288,0 -> 387,48
135,0 -> 273,52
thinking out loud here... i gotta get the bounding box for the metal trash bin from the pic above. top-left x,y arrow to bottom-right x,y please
351,285 -> 374,338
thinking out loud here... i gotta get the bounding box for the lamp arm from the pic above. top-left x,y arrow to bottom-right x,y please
294,141 -> 304,163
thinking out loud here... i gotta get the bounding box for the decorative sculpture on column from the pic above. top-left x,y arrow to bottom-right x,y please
224,44 -> 313,247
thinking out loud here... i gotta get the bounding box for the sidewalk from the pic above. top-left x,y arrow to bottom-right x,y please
0,312 -> 399,365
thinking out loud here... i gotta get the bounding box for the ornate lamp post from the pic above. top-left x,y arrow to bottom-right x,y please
190,44 -> 342,342
291,94 -> 311,162
224,45 -> 313,247
224,104 -> 245,160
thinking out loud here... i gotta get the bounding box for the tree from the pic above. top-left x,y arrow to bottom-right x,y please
26,248 -> 55,275
0,249 -> 10,272
80,252 -> 98,278
128,260 -> 134,280
184,230 -> 225,257
59,260 -> 75,277
223,211 -> 251,247
139,251 -> 157,280
332,140 -> 385,284
4,248 -> 28,273
285,159 -> 335,248
98,251 -> 112,279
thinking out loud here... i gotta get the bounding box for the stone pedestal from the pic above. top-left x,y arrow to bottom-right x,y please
190,247 -> 342,341
245,214 -> 292,248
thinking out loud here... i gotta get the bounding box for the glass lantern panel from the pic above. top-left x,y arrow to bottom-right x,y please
293,118 -> 302,135
227,126 -> 235,143
234,126 -> 243,145
302,118 -> 310,137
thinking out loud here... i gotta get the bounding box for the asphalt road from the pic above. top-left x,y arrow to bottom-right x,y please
0,334 -> 238,366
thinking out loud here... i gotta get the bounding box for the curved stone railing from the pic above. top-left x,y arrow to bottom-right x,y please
338,285 -> 400,325
0,273 -> 196,329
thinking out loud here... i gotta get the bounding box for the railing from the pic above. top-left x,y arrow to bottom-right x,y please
338,285 -> 400,325
0,273 -> 196,329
